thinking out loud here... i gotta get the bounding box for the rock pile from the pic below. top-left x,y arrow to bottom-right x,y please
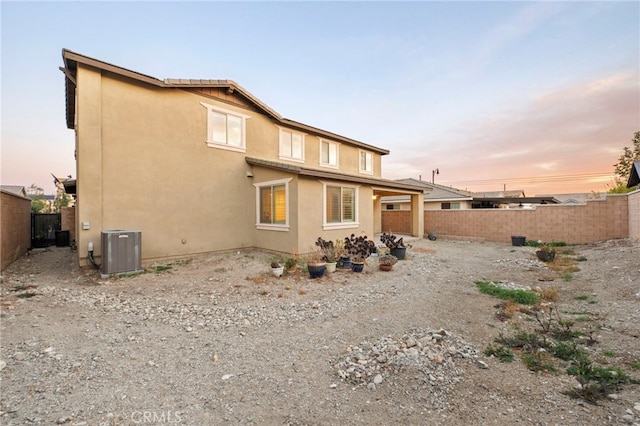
334,328 -> 480,391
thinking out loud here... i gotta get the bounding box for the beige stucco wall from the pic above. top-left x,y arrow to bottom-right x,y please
73,65 -> 388,265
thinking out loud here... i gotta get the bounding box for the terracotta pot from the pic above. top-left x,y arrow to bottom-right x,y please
379,264 -> 393,271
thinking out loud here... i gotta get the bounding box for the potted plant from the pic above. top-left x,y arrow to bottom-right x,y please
270,259 -> 285,277
344,234 -> 375,273
305,251 -> 326,278
315,237 -> 338,273
380,232 -> 409,260
284,255 -> 298,273
334,238 -> 350,268
535,244 -> 556,262
378,253 -> 398,271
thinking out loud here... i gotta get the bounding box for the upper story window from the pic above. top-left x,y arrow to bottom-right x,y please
201,102 -> 250,153
359,150 -> 373,174
320,140 -> 339,168
254,178 -> 291,231
279,128 -> 305,162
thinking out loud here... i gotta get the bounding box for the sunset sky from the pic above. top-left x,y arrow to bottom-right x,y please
2,1 -> 639,196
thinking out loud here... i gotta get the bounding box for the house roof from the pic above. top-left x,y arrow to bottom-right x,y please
381,179 -> 474,203
245,157 -> 424,195
61,49 -> 389,155
472,196 -> 559,205
394,178 -> 474,200
0,185 -> 27,197
627,162 -> 640,188
473,190 -> 526,198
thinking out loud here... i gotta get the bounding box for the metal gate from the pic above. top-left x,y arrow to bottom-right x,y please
31,213 -> 61,248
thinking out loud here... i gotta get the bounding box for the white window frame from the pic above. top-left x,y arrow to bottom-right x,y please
201,102 -> 250,153
359,150 -> 373,174
319,139 -> 339,169
253,178 -> 291,231
277,126 -> 306,162
321,180 -> 359,230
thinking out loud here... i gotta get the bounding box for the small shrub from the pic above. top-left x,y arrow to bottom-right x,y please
521,352 -> 556,372
550,341 -> 587,361
484,344 -> 515,362
602,350 -> 616,358
537,287 -> 559,302
566,357 -> 631,403
561,273 -> 573,282
574,294 -> 589,301
496,331 -> 549,352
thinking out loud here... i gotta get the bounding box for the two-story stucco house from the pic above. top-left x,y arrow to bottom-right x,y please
60,49 -> 424,266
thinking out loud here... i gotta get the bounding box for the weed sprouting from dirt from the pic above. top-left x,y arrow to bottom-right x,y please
476,281 -> 540,305
480,282 -> 635,403
17,292 -> 37,298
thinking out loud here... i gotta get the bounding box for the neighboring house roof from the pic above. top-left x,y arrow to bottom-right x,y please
627,162 -> 640,188
382,178 -> 474,203
537,192 -> 605,203
0,185 -> 27,197
472,196 -> 560,205
245,157 -> 424,194
61,49 -> 389,155
473,190 -> 526,198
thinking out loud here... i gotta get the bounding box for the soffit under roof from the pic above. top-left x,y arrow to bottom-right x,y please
245,157 -> 424,194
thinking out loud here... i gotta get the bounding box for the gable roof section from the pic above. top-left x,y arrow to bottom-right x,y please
0,185 -> 29,199
61,49 -> 389,155
627,162 -> 640,188
245,157 -> 424,194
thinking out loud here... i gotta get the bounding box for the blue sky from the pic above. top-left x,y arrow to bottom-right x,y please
2,1 -> 638,195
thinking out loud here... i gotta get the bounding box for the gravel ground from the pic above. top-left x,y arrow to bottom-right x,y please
0,238 -> 639,425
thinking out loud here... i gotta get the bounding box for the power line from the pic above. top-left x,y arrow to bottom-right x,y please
442,172 -> 615,186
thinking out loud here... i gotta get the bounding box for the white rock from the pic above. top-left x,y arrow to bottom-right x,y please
373,374 -> 383,385
0,360 -> 6,371
222,374 -> 233,380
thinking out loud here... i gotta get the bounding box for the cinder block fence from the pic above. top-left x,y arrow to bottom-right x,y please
383,192 -> 639,244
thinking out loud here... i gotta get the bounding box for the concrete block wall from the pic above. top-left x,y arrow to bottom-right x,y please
1,190 -> 31,270
628,189 -> 640,241
381,211 -> 412,234
383,195 -> 631,244
61,206 -> 76,245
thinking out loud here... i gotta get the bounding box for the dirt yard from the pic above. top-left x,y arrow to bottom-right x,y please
1,238 -> 639,425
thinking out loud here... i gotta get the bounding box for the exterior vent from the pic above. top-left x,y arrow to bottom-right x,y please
101,230 -> 142,278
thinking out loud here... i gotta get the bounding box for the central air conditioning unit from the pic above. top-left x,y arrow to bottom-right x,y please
101,230 -> 142,278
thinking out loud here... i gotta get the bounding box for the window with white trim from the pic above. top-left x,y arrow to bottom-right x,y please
201,102 -> 249,152
323,182 -> 358,229
320,140 -> 339,168
254,179 -> 291,230
279,128 -> 305,161
359,150 -> 373,174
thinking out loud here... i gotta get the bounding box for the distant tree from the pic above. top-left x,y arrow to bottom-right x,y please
53,188 -> 71,213
26,184 -> 48,213
608,131 -> 640,193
